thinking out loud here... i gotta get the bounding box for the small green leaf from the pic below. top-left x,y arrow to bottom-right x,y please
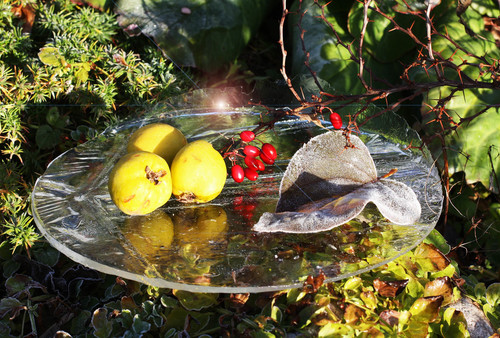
406,278 -> 425,299
318,322 -> 354,337
360,290 -> 377,310
440,307 -> 470,338
252,330 -> 276,338
172,290 -> 218,311
2,260 -> 20,278
486,283 -> 500,307
474,283 -> 487,302
32,245 -> 60,267
270,305 -> 282,323
424,229 -> 451,255
70,310 -> 91,335
75,63 -> 90,84
160,295 -> 178,308
164,307 -> 211,334
430,263 -> 456,279
38,47 -> 66,67
286,288 -> 306,304
0,297 -> 23,318
5,274 -> 32,296
36,125 -> 61,149
344,276 -> 363,291
483,302 -> 500,330
132,314 -> 151,334
46,107 -> 64,129
91,308 -> 113,338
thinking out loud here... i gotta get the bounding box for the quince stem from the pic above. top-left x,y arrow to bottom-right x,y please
145,166 -> 166,185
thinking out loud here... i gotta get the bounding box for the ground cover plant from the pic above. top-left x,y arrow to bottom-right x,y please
1,0 -> 500,336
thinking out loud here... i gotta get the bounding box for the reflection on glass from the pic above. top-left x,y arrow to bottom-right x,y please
32,107 -> 443,293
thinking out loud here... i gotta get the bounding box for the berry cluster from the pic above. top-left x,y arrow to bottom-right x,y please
229,130 -> 278,183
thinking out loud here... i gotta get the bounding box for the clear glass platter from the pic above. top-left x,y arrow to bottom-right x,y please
31,106 -> 443,293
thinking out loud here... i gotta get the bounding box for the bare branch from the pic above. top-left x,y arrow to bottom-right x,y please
279,0 -> 303,103
297,2 -> 324,93
358,0 -> 371,90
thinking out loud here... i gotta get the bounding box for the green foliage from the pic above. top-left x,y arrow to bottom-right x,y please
289,0 -> 500,195
0,0 -> 188,255
3,240 -> 488,337
115,0 -> 275,72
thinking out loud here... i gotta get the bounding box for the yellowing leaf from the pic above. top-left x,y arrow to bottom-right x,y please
414,243 -> 450,272
38,47 -> 66,67
75,63 -> 90,84
424,277 -> 454,306
409,296 -> 443,323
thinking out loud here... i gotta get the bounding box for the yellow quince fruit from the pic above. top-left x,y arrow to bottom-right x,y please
127,123 -> 187,165
108,151 -> 172,215
171,140 -> 227,203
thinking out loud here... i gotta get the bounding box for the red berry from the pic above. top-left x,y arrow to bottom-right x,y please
244,156 -> 265,171
243,145 -> 260,157
239,130 -> 255,142
231,165 -> 245,183
244,168 -> 259,181
259,152 -> 275,165
244,155 -> 254,167
255,159 -> 265,171
261,143 -> 277,160
329,112 -> 342,129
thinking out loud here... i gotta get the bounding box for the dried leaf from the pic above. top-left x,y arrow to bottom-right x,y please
424,276 -> 454,306
373,278 -> 409,298
229,293 -> 250,308
11,3 -> 35,33
379,309 -> 401,327
303,270 -> 325,293
344,304 -> 365,324
253,132 -> 421,233
277,131 -> 376,213
414,243 -> 450,271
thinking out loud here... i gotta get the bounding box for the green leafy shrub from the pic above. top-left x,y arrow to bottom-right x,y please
0,0 -> 188,254
288,0 -> 500,195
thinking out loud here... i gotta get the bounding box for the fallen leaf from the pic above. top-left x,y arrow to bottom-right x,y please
11,3 -> 35,33
409,296 -> 444,323
424,276 -> 454,306
253,132 -> 421,233
303,270 -> 325,293
373,278 -> 409,298
414,243 -> 450,271
379,309 -> 401,326
344,304 -> 365,324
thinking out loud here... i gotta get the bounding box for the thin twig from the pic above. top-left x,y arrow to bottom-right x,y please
297,1 -> 324,93
279,0 -> 303,103
358,0 -> 371,90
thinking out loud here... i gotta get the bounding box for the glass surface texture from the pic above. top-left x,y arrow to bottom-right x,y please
32,108 -> 443,293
